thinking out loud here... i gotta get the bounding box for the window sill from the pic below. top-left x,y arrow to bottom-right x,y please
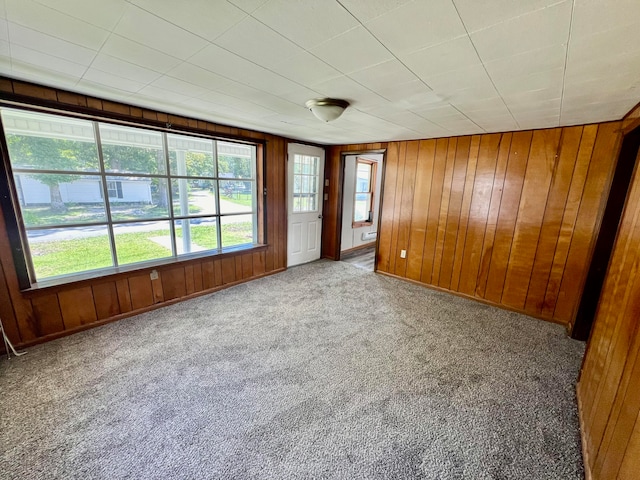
352,222 -> 374,228
22,243 -> 269,295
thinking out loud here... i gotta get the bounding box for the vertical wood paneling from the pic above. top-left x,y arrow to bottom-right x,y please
377,143 -> 400,272
406,140 -> 436,281
577,132 -> 640,480
525,126 -> 584,313
554,123 -> 621,321
394,140 -> 419,277
440,136 -> 472,289
58,287 -> 97,328
353,123 -> 620,326
457,133 -> 502,296
128,274 -> 155,311
484,131 -> 532,304
92,282 -> 120,320
475,133 -> 511,297
184,265 -> 195,295
431,138 -> 457,285
161,266 -> 186,301
388,142 -> 408,274
450,135 -> 480,291
115,278 -> 132,313
542,125 -> 598,316
502,128 -> 561,309
30,294 -> 64,335
221,257 -> 236,284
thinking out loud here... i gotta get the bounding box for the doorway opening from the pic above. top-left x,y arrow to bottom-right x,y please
339,152 -> 384,271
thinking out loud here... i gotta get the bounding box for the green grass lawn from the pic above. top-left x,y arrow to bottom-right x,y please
31,223 -> 254,279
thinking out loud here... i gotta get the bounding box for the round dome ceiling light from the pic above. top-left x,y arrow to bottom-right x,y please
305,98 -> 349,122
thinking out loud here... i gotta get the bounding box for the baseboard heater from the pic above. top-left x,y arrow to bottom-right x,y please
361,231 -> 377,241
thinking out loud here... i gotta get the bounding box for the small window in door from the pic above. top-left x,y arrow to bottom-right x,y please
353,158 -> 376,227
292,154 -> 320,212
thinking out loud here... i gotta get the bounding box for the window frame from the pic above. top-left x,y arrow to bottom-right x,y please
0,102 -> 267,290
352,157 -> 377,228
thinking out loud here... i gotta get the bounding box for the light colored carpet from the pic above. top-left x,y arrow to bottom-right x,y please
0,260 -> 585,479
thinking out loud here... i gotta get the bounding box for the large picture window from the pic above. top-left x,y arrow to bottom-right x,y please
1,108 -> 260,283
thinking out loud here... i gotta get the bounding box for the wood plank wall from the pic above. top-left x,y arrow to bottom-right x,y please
325,124 -> 623,326
0,77 -> 288,349
576,118 -> 640,479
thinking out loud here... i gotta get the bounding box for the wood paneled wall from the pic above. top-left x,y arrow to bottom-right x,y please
325,124 -> 623,326
0,77 -> 288,349
577,140 -> 640,480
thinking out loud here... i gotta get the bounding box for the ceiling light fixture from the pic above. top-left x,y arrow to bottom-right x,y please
305,98 -> 349,122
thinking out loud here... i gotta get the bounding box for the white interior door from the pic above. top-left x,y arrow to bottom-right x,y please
287,143 -> 324,267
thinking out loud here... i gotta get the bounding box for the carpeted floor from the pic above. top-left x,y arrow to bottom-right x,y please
0,260 -> 585,479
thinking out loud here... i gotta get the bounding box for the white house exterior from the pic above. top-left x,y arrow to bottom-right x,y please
16,174 -> 152,205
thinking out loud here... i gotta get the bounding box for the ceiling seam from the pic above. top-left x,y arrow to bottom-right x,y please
559,0 -> 576,125
450,0 -> 519,131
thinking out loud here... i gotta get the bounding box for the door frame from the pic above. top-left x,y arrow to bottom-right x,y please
286,142 -> 325,267
571,124 -> 640,340
334,149 -> 387,270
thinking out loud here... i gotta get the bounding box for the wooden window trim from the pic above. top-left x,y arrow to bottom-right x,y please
352,157 -> 377,228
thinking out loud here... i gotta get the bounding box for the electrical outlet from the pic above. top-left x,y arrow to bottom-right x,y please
400,249 -> 406,258
150,269 -> 158,280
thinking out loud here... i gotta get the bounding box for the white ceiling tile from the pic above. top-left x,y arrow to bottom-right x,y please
310,75 -> 386,106
453,0 -> 564,33
11,62 -> 80,89
8,22 -> 96,65
503,88 -> 562,107
10,43 -> 86,77
252,0 -> 358,50
128,0 -> 247,42
271,52 -> 342,86
423,64 -> 495,94
76,78 -> 137,98
226,0 -> 269,14
137,84 -> 193,104
0,0 -> 6,19
214,16 -> 304,69
91,53 -> 162,85
567,23 -> 640,66
402,36 -> 482,80
376,79 -> 433,105
31,0 -> 127,30
484,44 -> 566,81
100,34 -> 183,73
337,0 -> 414,23
470,1 -> 572,62
365,0 -> 466,55
0,38 -> 8,56
6,0 -> 109,50
310,26 -> 392,74
453,96 -> 507,114
571,0 -> 640,39
492,68 -> 565,96
114,5 -> 208,60
150,75 -> 207,99
348,59 -> 417,93
83,68 -> 148,93
0,17 -> 6,41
